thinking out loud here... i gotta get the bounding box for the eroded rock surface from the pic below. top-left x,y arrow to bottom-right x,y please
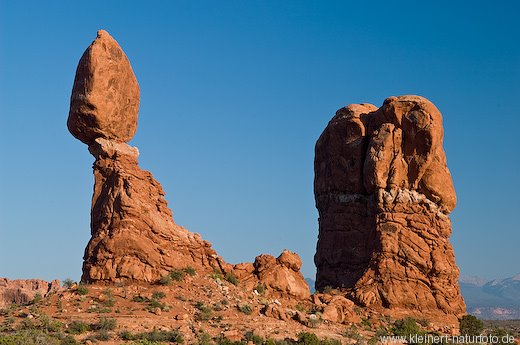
68,30 -> 140,145
82,138 -> 223,282
314,95 -> 465,317
0,278 -> 60,308
231,250 -> 310,300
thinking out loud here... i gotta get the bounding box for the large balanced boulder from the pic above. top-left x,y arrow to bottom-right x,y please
314,96 -> 465,318
68,30 -> 140,145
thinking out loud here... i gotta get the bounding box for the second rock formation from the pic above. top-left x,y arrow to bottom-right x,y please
314,96 -> 465,317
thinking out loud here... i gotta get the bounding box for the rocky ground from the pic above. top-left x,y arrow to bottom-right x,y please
0,274 -> 464,345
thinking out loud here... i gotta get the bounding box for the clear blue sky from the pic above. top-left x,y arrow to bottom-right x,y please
0,1 -> 518,282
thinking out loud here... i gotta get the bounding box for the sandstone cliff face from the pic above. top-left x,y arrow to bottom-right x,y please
314,96 -> 465,316
69,31 -> 309,299
0,278 -> 60,308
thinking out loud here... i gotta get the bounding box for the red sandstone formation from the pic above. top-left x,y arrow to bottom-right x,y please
68,30 -> 139,144
68,30 -> 309,299
0,278 -> 60,308
314,96 -> 465,317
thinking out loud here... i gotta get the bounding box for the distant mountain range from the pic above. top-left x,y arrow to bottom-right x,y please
305,274 -> 520,320
460,273 -> 520,320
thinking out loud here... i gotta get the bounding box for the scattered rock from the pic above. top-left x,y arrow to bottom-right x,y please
231,250 -> 310,300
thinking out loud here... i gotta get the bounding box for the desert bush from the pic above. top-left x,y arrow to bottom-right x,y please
255,283 -> 266,295
343,325 -> 362,342
0,329 -> 79,345
225,272 -> 239,285
196,331 -> 212,345
95,329 -> 111,341
39,314 -> 62,332
62,279 -> 75,289
296,332 -> 319,345
183,266 -> 197,276
76,284 -> 89,295
91,317 -> 117,331
29,293 -> 42,305
210,269 -> 224,280
214,335 -> 247,345
122,329 -> 184,343
152,291 -> 166,300
295,332 -> 341,345
18,318 -> 35,330
129,340 -> 163,345
238,303 -> 253,315
67,320 -> 90,334
194,301 -> 213,321
392,317 -> 424,337
459,315 -> 483,336
169,269 -> 186,281
102,289 -> 116,307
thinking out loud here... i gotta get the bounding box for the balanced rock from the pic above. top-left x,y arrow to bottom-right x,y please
314,96 -> 465,317
68,30 -> 140,144
68,31 -> 224,282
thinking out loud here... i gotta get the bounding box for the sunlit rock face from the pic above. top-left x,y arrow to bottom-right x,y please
314,95 -> 465,317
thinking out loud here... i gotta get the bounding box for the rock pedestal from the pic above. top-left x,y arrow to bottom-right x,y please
314,96 -> 465,316
68,31 -> 223,283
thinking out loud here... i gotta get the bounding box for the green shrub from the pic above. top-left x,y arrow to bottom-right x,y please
244,331 -> 265,345
76,284 -> 89,296
123,329 -> 183,343
39,314 -> 62,332
225,272 -> 239,285
129,340 -> 164,345
152,291 -> 166,300
102,289 -> 116,307
95,329 -> 111,341
62,279 -> 75,289
60,335 -> 79,345
30,293 -> 42,305
67,320 -> 90,334
343,325 -> 363,343
297,332 -> 319,345
255,283 -> 266,295
238,303 -> 252,315
92,317 -> 117,331
392,317 -> 423,337
459,315 -> 483,336
183,266 -> 196,276
169,269 -> 186,281
194,302 -> 213,322
210,269 -> 224,280
0,329 -> 62,345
